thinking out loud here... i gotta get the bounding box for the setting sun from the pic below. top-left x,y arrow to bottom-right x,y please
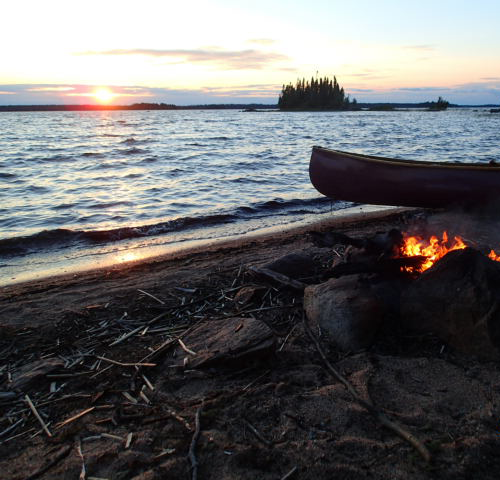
92,87 -> 116,103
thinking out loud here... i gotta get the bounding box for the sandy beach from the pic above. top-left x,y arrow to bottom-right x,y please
1,208 -> 499,480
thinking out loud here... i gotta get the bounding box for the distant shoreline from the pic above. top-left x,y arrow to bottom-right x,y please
0,102 -> 498,112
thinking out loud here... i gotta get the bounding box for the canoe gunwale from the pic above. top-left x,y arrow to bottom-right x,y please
312,146 -> 500,171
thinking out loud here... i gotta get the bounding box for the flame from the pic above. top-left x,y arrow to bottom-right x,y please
488,249 -> 500,261
400,231 -> 467,272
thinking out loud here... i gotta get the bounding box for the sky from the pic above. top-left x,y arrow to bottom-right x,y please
1,0 -> 500,105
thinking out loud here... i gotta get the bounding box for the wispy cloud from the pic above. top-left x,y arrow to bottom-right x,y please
201,83 -> 280,98
0,91 -> 15,95
27,86 -> 75,92
397,86 -> 444,92
77,48 -> 289,70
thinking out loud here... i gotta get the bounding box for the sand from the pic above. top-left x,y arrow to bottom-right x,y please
1,208 -> 499,480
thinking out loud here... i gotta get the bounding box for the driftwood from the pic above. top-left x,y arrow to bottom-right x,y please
326,255 -> 427,278
309,229 -> 403,256
248,266 -> 306,290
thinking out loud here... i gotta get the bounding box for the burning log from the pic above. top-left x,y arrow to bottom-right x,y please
326,255 -> 427,278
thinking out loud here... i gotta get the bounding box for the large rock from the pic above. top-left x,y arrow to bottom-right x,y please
304,275 -> 385,351
401,248 -> 500,359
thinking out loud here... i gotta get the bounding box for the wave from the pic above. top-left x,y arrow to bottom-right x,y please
0,197 -> 338,257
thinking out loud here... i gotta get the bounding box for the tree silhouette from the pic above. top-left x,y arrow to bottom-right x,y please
278,76 -> 355,110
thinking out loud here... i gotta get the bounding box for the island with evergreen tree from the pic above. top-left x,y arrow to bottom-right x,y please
278,76 -> 357,110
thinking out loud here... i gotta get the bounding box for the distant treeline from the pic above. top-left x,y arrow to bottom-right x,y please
278,76 -> 357,110
0,103 -> 278,112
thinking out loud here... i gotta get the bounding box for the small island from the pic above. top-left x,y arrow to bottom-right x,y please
427,96 -> 450,111
278,76 -> 357,110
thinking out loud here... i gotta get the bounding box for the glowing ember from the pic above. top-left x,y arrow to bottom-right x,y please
400,231 -> 467,272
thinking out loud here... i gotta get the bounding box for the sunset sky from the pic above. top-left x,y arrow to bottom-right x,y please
2,0 -> 500,105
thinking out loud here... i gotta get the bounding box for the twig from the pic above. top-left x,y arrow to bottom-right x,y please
137,289 -> 165,305
0,418 -> 23,438
188,406 -> 203,480
25,395 -> 52,438
281,466 -> 298,480
178,339 -> 197,356
96,356 -> 156,367
75,436 -> 86,480
243,418 -> 272,447
302,315 -> 431,462
279,324 -> 298,352
243,369 -> 271,391
55,407 -> 95,430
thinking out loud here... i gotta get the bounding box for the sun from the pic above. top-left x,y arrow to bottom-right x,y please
92,87 -> 117,103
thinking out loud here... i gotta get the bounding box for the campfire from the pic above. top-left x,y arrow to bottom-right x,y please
400,231 -> 500,273
306,223 -> 500,361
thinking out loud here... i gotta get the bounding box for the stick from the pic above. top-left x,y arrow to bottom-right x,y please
55,407 -> 95,430
75,436 -> 86,480
188,406 -> 203,480
178,339 -> 197,356
137,289 -> 165,305
243,419 -> 272,447
25,395 -> 52,438
281,466 -> 298,480
302,315 -> 431,462
96,356 -> 156,367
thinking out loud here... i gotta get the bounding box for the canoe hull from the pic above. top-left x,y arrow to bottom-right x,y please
309,147 -> 500,208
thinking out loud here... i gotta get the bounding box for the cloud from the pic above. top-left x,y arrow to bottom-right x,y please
77,48 -> 289,70
0,83 -> 281,105
200,83 -> 280,98
397,87 -> 444,92
27,86 -> 75,92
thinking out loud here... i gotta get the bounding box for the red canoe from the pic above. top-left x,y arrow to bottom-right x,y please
309,146 -> 500,208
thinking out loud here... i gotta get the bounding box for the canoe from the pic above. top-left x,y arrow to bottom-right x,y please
309,146 -> 500,208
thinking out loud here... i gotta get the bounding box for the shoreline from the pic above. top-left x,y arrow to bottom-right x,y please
0,205 -> 401,288
0,206 -> 415,327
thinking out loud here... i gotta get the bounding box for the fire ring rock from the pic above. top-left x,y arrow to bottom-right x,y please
304,275 -> 385,351
401,248 -> 500,359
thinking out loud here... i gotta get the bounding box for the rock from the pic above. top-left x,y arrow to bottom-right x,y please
401,248 -> 500,359
303,275 -> 385,351
174,317 -> 275,368
9,358 -> 65,391
262,251 -> 317,279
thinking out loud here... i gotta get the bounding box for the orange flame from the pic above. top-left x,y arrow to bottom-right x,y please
488,249 -> 500,261
400,231 -> 467,272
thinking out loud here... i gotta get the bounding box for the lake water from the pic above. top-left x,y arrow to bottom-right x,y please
1,108 -> 499,285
